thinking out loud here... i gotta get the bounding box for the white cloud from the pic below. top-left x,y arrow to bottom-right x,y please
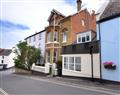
0,0 -> 106,48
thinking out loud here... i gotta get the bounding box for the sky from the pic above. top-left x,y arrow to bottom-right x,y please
0,0 -> 107,49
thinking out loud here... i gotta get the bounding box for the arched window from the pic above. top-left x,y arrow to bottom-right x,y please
62,31 -> 67,42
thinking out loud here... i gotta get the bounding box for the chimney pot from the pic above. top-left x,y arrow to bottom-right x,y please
77,0 -> 82,12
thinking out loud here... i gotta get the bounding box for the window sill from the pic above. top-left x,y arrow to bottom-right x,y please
46,41 -> 59,44
63,69 -> 81,72
62,41 -> 67,43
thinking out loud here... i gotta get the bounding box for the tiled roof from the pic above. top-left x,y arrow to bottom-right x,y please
100,0 -> 120,20
0,49 -> 12,56
62,41 -> 99,54
24,30 -> 45,40
48,9 -> 66,21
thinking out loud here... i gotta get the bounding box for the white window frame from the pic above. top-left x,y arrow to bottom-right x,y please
53,51 -> 57,63
81,20 -> 85,26
47,32 -> 51,43
62,31 -> 67,43
46,51 -> 50,63
63,55 -> 81,72
77,31 -> 91,43
54,31 -> 58,42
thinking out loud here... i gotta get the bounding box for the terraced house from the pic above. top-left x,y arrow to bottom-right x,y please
45,0 -> 96,65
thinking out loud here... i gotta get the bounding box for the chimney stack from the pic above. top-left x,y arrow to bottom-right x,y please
77,0 -> 82,12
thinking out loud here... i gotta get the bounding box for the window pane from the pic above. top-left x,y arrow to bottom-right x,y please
69,57 -> 74,70
75,57 -> 81,71
47,32 -> 51,42
47,51 -> 50,62
86,35 -> 90,41
63,32 -> 67,42
82,36 -> 85,42
78,37 -> 81,43
54,32 -> 58,41
53,51 -> 56,63
64,57 -> 68,69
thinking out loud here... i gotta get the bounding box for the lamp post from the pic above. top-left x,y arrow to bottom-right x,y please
90,45 -> 94,81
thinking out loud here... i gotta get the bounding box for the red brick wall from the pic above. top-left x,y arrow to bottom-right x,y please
70,10 -> 96,43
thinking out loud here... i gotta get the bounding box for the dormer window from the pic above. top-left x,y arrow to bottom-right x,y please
77,31 -> 91,43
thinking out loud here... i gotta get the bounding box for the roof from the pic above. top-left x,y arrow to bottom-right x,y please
0,49 -> 12,56
99,0 -> 120,22
62,41 -> 99,54
25,30 -> 45,40
48,9 -> 66,21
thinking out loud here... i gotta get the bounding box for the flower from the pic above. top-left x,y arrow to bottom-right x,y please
103,61 -> 116,70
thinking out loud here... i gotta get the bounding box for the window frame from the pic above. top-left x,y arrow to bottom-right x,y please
54,31 -> 58,42
81,20 -> 85,26
77,31 -> 91,43
47,32 -> 51,43
47,51 -> 50,63
63,55 -> 81,72
62,31 -> 67,43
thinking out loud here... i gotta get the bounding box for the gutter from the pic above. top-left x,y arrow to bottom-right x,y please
98,23 -> 102,80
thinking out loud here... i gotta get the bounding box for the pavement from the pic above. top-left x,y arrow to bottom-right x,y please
0,69 -> 120,95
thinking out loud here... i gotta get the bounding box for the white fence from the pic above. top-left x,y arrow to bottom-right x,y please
31,63 -> 50,74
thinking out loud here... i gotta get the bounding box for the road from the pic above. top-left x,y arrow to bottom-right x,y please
0,69 -> 119,95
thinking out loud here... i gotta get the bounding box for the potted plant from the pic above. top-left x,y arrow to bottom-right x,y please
103,61 -> 116,70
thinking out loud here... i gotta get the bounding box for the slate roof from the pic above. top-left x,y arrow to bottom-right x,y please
100,0 -> 120,21
48,9 -> 66,21
0,49 -> 12,56
62,41 -> 99,54
25,30 -> 45,40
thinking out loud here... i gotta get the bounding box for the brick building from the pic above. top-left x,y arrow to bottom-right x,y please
45,0 -> 96,64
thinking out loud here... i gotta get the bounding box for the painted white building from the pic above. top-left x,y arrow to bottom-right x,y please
25,30 -> 46,57
0,49 -> 15,69
62,40 -> 100,78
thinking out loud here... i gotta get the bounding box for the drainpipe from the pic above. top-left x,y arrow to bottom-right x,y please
98,23 -> 102,81
90,45 -> 94,81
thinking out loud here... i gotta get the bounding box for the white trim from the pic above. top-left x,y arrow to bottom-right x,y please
63,55 -> 81,72
77,31 -> 91,44
46,42 -> 59,44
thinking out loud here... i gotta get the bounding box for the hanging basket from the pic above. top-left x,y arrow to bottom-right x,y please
103,62 -> 116,70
